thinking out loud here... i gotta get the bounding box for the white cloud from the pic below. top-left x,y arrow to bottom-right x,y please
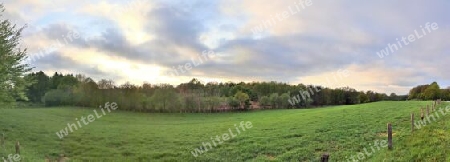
2,0 -> 450,94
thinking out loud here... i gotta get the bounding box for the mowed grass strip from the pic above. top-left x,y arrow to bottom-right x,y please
0,101 -> 447,161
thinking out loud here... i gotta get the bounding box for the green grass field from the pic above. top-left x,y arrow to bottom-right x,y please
0,101 -> 449,161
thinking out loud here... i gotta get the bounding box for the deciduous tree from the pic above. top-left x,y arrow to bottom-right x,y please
0,4 -> 32,105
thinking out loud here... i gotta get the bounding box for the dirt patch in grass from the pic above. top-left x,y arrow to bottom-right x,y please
377,132 -> 397,137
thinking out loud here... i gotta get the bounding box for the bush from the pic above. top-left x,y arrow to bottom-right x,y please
43,89 -> 65,106
227,97 -> 240,110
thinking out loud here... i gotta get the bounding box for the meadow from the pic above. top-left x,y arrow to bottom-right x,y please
0,101 -> 449,161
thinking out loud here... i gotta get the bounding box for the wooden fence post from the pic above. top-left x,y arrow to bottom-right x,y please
0,133 -> 4,147
411,113 -> 414,133
15,141 -> 20,154
321,153 -> 329,162
58,154 -> 66,162
421,108 -> 424,121
387,123 -> 393,150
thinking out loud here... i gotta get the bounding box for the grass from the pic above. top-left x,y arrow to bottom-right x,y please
0,101 -> 448,161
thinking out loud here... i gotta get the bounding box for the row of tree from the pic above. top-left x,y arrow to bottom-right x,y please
0,4 -> 434,113
408,82 -> 450,100
21,71 -> 406,113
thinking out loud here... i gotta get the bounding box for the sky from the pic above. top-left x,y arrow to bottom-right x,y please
2,0 -> 450,95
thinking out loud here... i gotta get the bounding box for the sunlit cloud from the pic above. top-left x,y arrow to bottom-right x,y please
2,0 -> 450,94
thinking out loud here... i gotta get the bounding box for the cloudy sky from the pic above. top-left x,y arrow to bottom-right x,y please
2,0 -> 450,94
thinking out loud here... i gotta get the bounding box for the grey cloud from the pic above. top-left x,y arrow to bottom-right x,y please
30,53 -> 120,81
3,0 -> 450,94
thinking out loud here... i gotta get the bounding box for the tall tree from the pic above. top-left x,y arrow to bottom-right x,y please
269,93 -> 280,109
0,4 -> 32,105
234,91 -> 249,109
259,96 -> 270,109
151,86 -> 177,112
25,71 -> 50,102
279,93 -> 291,108
50,72 -> 63,89
424,82 -> 440,100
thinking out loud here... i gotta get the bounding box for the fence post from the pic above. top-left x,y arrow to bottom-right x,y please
58,154 -> 65,162
411,113 -> 414,133
15,141 -> 20,154
321,153 -> 329,162
421,108 -> 424,121
387,123 -> 393,150
0,133 -> 4,147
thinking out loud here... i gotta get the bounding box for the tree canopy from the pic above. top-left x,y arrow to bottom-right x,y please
0,4 -> 32,106
20,71 -> 399,113
408,82 -> 445,100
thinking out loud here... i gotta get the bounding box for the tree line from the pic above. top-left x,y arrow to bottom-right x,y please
408,82 -> 450,100
0,4 -> 439,113
21,71 -> 408,113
